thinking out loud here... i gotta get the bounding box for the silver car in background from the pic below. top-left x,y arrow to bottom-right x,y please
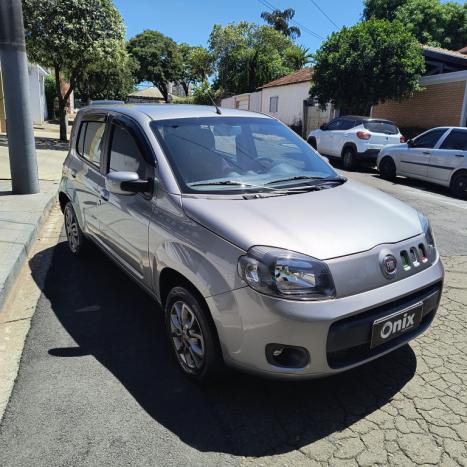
59,104 -> 444,381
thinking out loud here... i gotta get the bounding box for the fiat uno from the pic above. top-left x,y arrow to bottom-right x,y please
59,104 -> 444,381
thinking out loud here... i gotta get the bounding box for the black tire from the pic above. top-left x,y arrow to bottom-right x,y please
379,157 -> 397,181
307,137 -> 317,150
165,286 -> 224,382
64,202 -> 88,256
342,147 -> 356,171
450,171 -> 467,199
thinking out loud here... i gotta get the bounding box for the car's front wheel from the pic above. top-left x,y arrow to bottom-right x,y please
379,157 -> 397,181
165,285 -> 224,382
64,202 -> 88,256
450,171 -> 467,199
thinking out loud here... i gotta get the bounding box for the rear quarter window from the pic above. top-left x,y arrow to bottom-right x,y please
364,121 -> 398,135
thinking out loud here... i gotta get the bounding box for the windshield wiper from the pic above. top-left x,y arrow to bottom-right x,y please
190,180 -> 255,187
266,175 -> 346,185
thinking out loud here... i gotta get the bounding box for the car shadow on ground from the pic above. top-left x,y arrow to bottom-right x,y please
29,239 -> 417,457
0,134 -> 69,152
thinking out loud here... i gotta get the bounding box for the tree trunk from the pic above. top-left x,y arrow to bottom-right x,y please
58,101 -> 68,141
181,82 -> 189,97
160,84 -> 169,103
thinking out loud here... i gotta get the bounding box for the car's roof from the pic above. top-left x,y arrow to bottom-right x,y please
78,103 -> 271,121
339,115 -> 395,123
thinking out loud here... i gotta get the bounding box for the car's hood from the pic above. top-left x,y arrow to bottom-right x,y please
181,181 -> 422,260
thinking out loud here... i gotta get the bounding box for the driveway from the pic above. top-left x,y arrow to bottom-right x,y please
0,170 -> 466,466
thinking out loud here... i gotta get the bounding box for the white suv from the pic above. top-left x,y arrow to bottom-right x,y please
307,116 -> 404,170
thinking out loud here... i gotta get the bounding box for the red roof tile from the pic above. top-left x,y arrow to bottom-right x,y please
422,45 -> 467,60
259,68 -> 313,89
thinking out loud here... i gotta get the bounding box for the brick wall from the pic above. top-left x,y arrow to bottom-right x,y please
372,80 -> 466,128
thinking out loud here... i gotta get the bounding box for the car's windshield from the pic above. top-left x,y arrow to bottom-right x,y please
363,121 -> 398,135
151,117 -> 337,193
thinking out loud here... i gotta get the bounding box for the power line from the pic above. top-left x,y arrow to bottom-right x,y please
307,0 -> 339,29
257,0 -> 324,40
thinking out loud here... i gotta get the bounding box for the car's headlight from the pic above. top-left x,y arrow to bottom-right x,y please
238,246 -> 336,301
418,212 -> 435,248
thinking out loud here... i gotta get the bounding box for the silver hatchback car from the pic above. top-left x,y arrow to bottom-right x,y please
59,104 -> 444,381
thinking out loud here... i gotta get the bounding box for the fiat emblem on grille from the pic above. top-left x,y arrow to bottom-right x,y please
381,254 -> 397,279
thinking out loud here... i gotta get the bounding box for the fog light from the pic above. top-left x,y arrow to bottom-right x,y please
266,344 -> 310,368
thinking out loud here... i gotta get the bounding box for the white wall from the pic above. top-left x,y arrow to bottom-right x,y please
261,81 -> 310,126
27,65 -> 48,124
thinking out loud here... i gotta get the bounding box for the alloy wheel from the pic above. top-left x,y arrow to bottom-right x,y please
65,205 -> 80,253
169,300 -> 205,373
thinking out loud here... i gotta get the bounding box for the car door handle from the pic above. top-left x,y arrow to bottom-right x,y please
422,151 -> 430,155
98,188 -> 109,201
70,169 -> 77,178
455,154 -> 464,158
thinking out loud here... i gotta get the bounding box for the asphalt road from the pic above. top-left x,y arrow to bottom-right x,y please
0,167 -> 466,466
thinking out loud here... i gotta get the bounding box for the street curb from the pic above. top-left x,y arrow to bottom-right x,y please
0,192 -> 58,314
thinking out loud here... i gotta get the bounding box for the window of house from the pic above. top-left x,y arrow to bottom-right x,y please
76,121 -> 106,166
109,125 -> 145,178
440,129 -> 467,151
269,96 -> 279,113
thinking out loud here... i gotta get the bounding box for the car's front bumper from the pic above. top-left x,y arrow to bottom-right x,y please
206,256 -> 444,379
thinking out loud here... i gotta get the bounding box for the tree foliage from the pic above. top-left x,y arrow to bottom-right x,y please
23,0 -> 125,140
311,19 -> 425,115
394,0 -> 467,50
209,22 -> 309,96
260,8 -> 301,38
363,0 -> 407,20
363,0 -> 467,50
127,30 -> 183,102
178,43 -> 213,96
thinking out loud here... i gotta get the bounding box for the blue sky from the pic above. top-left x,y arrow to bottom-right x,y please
113,0 -> 366,53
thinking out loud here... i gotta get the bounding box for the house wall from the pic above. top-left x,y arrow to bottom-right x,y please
28,65 -> 47,125
261,81 -> 311,126
371,71 -> 467,128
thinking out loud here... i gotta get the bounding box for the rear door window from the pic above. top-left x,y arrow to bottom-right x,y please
412,129 -> 447,149
363,121 -> 398,135
76,120 -> 106,167
439,129 -> 467,151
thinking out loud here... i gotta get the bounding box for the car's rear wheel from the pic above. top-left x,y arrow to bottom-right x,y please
64,202 -> 88,256
379,157 -> 397,181
307,137 -> 317,150
450,172 -> 467,199
342,147 -> 356,171
165,285 -> 223,382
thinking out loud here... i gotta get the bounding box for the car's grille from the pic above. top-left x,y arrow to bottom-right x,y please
326,282 -> 442,369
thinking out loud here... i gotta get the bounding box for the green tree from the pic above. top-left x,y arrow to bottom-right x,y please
311,19 -> 425,115
260,8 -> 301,38
363,0 -> 407,20
178,43 -> 213,96
209,22 -> 309,96
23,0 -> 125,140
127,30 -> 183,102
75,52 -> 137,105
394,0 -> 467,50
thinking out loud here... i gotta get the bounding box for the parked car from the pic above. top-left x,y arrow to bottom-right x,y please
377,127 -> 467,199
59,104 -> 444,381
307,116 -> 404,170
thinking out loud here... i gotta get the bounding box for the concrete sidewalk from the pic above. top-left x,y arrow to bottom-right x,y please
0,124 -> 67,312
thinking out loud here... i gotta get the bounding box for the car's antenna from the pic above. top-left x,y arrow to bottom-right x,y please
207,90 -> 222,115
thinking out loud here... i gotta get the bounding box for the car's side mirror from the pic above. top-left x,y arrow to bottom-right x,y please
407,139 -> 414,147
320,124 -> 327,131
105,171 -> 152,195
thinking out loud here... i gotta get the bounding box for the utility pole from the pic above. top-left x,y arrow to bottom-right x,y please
0,0 -> 39,194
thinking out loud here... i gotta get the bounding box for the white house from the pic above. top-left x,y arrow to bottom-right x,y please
27,64 -> 49,124
221,68 -> 334,133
